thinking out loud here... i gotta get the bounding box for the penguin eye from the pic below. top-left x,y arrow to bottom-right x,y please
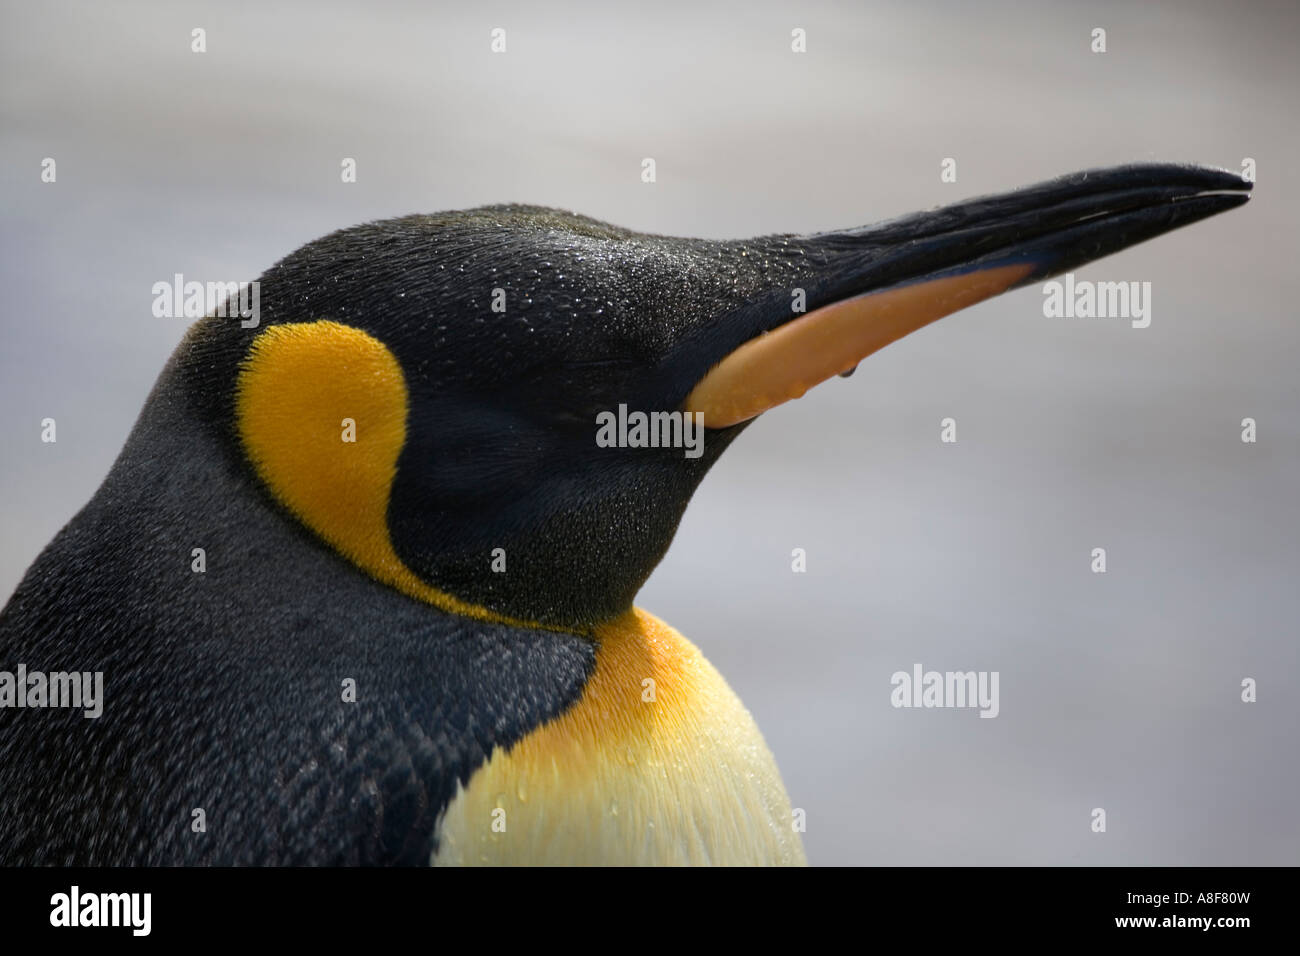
522,356 -> 645,427
559,356 -> 643,374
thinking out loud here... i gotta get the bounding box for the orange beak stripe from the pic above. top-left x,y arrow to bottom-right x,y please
684,262 -> 1035,428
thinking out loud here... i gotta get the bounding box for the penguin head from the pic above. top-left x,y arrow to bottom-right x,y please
193,165 -> 1248,630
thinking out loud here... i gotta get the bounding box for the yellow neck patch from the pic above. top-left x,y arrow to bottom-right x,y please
432,607 -> 806,865
234,320 -> 541,630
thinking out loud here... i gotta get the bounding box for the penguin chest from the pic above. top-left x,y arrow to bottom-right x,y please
432,608 -> 806,866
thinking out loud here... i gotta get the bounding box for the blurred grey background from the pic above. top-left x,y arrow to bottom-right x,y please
2,0 -> 1296,865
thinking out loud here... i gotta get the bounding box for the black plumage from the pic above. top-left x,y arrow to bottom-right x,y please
0,164 -> 1249,864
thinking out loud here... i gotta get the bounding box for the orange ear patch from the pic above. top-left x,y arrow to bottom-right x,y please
236,320 -> 409,574
234,320 -> 544,629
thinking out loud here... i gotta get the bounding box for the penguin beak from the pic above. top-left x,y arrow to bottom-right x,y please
684,164 -> 1251,428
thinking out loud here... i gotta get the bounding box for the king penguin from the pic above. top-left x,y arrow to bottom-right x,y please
0,164 -> 1249,865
